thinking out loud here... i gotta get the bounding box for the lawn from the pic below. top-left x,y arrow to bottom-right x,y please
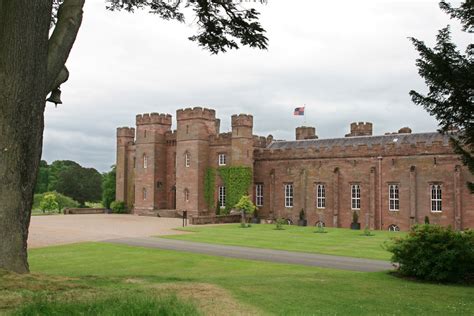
163,224 -> 403,260
2,242 -> 470,315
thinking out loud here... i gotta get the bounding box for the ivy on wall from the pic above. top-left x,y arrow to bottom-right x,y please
218,166 -> 253,213
204,167 -> 215,210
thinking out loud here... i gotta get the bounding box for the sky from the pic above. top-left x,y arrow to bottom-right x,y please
42,0 -> 472,172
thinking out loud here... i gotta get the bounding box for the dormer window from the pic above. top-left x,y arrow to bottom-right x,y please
218,153 -> 227,166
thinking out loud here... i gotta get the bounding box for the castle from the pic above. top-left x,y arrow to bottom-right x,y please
116,107 -> 474,231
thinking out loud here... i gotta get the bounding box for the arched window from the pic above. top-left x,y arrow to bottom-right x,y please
185,152 -> 190,167
315,221 -> 325,228
388,224 -> 400,232
143,154 -> 148,169
184,189 -> 189,202
143,188 -> 147,200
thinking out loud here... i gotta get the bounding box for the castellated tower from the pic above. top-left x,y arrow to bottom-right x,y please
116,127 -> 135,209
133,113 -> 172,214
176,107 -> 218,216
231,114 -> 254,167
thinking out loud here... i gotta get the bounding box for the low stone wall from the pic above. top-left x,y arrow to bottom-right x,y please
191,214 -> 241,225
64,208 -> 107,215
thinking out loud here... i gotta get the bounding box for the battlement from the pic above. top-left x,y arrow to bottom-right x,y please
231,114 -> 253,127
210,132 -> 232,146
253,135 -> 268,148
117,127 -> 135,138
136,113 -> 172,126
346,122 -> 373,137
176,107 -> 216,121
165,130 -> 177,140
296,126 -> 317,140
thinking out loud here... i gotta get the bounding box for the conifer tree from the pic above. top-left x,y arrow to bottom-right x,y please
409,1 -> 473,192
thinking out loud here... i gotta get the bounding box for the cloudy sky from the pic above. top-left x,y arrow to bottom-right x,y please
42,0 -> 471,172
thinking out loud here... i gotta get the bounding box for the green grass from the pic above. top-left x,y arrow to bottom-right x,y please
18,242 -> 474,315
163,224 -> 403,260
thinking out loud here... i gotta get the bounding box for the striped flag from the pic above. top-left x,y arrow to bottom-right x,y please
294,106 -> 305,116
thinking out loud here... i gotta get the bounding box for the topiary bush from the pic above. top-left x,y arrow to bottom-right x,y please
110,201 -> 127,214
386,225 -> 474,283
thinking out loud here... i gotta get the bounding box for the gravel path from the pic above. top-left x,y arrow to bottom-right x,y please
105,237 -> 394,272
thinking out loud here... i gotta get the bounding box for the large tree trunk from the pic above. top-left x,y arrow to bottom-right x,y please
0,0 -> 52,273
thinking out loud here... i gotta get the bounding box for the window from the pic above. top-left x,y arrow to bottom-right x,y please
351,184 -> 361,210
143,154 -> 148,169
218,153 -> 227,166
315,221 -> 325,228
142,188 -> 147,200
284,184 -> 293,208
388,224 -> 400,232
185,152 -> 190,167
184,189 -> 189,202
431,184 -> 442,212
316,184 -> 326,209
144,130 -> 147,138
219,186 -> 226,208
256,184 -> 263,207
389,184 -> 400,211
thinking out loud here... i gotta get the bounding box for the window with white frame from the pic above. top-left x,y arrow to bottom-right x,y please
431,184 -> 442,212
316,184 -> 326,209
218,153 -> 227,166
284,183 -> 293,208
142,188 -> 147,200
184,189 -> 189,202
351,184 -> 361,210
185,152 -> 190,167
219,186 -> 226,208
389,184 -> 400,211
255,184 -> 263,207
388,224 -> 400,232
143,154 -> 148,169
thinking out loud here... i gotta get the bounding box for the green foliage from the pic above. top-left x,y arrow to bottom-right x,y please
13,294 -> 199,316
218,166 -> 252,213
55,164 -> 102,205
315,225 -> 327,234
275,218 -> 286,230
47,160 -> 81,192
424,216 -> 430,224
34,160 -> 49,194
240,222 -> 252,228
352,211 -> 359,224
33,191 -> 80,211
299,209 -> 305,220
39,193 -> 59,213
363,227 -> 375,237
102,165 -> 116,209
386,225 -> 474,282
204,167 -> 216,210
110,200 -> 127,214
409,1 -> 474,192
234,195 -> 256,215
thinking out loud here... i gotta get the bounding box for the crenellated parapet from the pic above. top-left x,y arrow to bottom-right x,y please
176,107 -> 216,121
253,135 -> 268,148
136,113 -> 172,126
346,122 -> 373,137
210,132 -> 232,146
231,114 -> 253,127
117,127 -> 135,138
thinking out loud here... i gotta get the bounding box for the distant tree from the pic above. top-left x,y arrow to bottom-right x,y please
102,165 -> 116,209
39,193 -> 59,213
234,195 -> 256,225
55,164 -> 102,206
1,0 -> 267,273
47,160 -> 81,191
34,160 -> 50,194
409,1 -> 473,192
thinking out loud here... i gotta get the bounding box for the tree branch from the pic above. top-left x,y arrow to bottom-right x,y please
46,0 -> 85,94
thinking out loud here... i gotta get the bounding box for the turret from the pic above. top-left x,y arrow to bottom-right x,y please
116,127 -> 135,206
296,126 -> 318,140
345,122 -> 373,137
231,114 -> 254,167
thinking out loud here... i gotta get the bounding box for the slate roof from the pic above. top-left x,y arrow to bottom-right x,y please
267,132 -> 450,150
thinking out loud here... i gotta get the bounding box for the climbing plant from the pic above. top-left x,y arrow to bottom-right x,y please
218,166 -> 253,213
204,167 -> 216,210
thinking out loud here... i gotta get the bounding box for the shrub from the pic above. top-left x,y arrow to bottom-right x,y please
362,227 -> 374,236
110,201 -> 127,214
386,225 -> 474,282
424,216 -> 430,224
39,193 -> 59,213
299,209 -> 305,220
275,218 -> 286,230
33,191 -> 79,211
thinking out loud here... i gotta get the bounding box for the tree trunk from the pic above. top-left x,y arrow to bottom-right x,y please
0,0 -> 52,273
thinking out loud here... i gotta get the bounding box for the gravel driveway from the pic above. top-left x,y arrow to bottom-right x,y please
28,214 -> 186,248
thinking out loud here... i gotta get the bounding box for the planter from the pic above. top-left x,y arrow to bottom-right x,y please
298,219 -> 308,227
251,217 -> 260,224
350,223 -> 361,230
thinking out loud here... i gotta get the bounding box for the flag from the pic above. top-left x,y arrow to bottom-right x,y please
294,106 -> 305,116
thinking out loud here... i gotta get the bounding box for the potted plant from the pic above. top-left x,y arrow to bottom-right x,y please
234,195 -> 256,228
350,211 -> 360,230
298,209 -> 307,226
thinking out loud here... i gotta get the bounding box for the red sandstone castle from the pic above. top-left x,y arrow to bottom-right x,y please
116,107 -> 473,231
